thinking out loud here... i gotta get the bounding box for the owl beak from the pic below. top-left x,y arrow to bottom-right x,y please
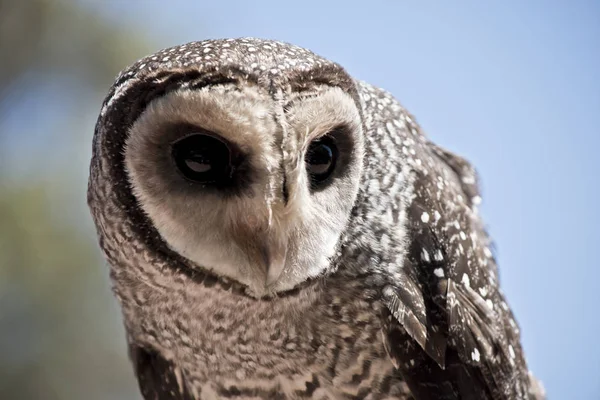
264,238 -> 288,287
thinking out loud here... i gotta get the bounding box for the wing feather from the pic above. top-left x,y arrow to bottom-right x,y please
380,137 -> 543,399
130,344 -> 196,400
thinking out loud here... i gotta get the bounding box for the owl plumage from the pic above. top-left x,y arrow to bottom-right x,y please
88,38 -> 544,399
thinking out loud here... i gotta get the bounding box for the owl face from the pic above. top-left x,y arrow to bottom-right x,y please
124,82 -> 364,296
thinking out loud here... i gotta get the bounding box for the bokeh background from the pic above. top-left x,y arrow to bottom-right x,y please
1,0 -> 598,399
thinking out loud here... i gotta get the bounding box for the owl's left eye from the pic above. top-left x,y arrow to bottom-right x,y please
171,133 -> 233,184
306,135 -> 338,187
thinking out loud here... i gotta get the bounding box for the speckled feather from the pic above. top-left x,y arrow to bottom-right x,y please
88,38 -> 544,399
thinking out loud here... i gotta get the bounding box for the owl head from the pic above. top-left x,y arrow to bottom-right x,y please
90,38 -> 366,297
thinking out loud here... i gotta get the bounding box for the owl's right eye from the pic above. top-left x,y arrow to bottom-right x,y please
171,134 -> 233,184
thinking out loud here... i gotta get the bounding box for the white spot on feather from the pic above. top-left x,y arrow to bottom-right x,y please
421,212 -> 430,223
471,348 -> 480,362
421,249 -> 430,262
434,268 -> 444,277
484,247 -> 493,258
462,273 -> 470,288
462,175 -> 475,184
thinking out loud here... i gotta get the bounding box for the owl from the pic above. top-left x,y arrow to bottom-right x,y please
88,38 -> 544,399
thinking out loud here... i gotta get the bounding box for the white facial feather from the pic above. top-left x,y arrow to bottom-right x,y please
125,84 -> 363,297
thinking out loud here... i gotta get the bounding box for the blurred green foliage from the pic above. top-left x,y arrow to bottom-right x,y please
0,0 -> 161,398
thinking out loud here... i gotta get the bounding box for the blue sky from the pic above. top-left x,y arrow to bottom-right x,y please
74,1 -> 600,397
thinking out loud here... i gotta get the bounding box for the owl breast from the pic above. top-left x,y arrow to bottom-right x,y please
121,270 -> 410,399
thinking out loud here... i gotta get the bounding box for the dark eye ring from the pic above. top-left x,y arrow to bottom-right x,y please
305,135 -> 338,187
171,133 -> 233,184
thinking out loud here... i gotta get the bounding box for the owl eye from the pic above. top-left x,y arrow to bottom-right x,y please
306,135 -> 338,186
171,134 -> 233,184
